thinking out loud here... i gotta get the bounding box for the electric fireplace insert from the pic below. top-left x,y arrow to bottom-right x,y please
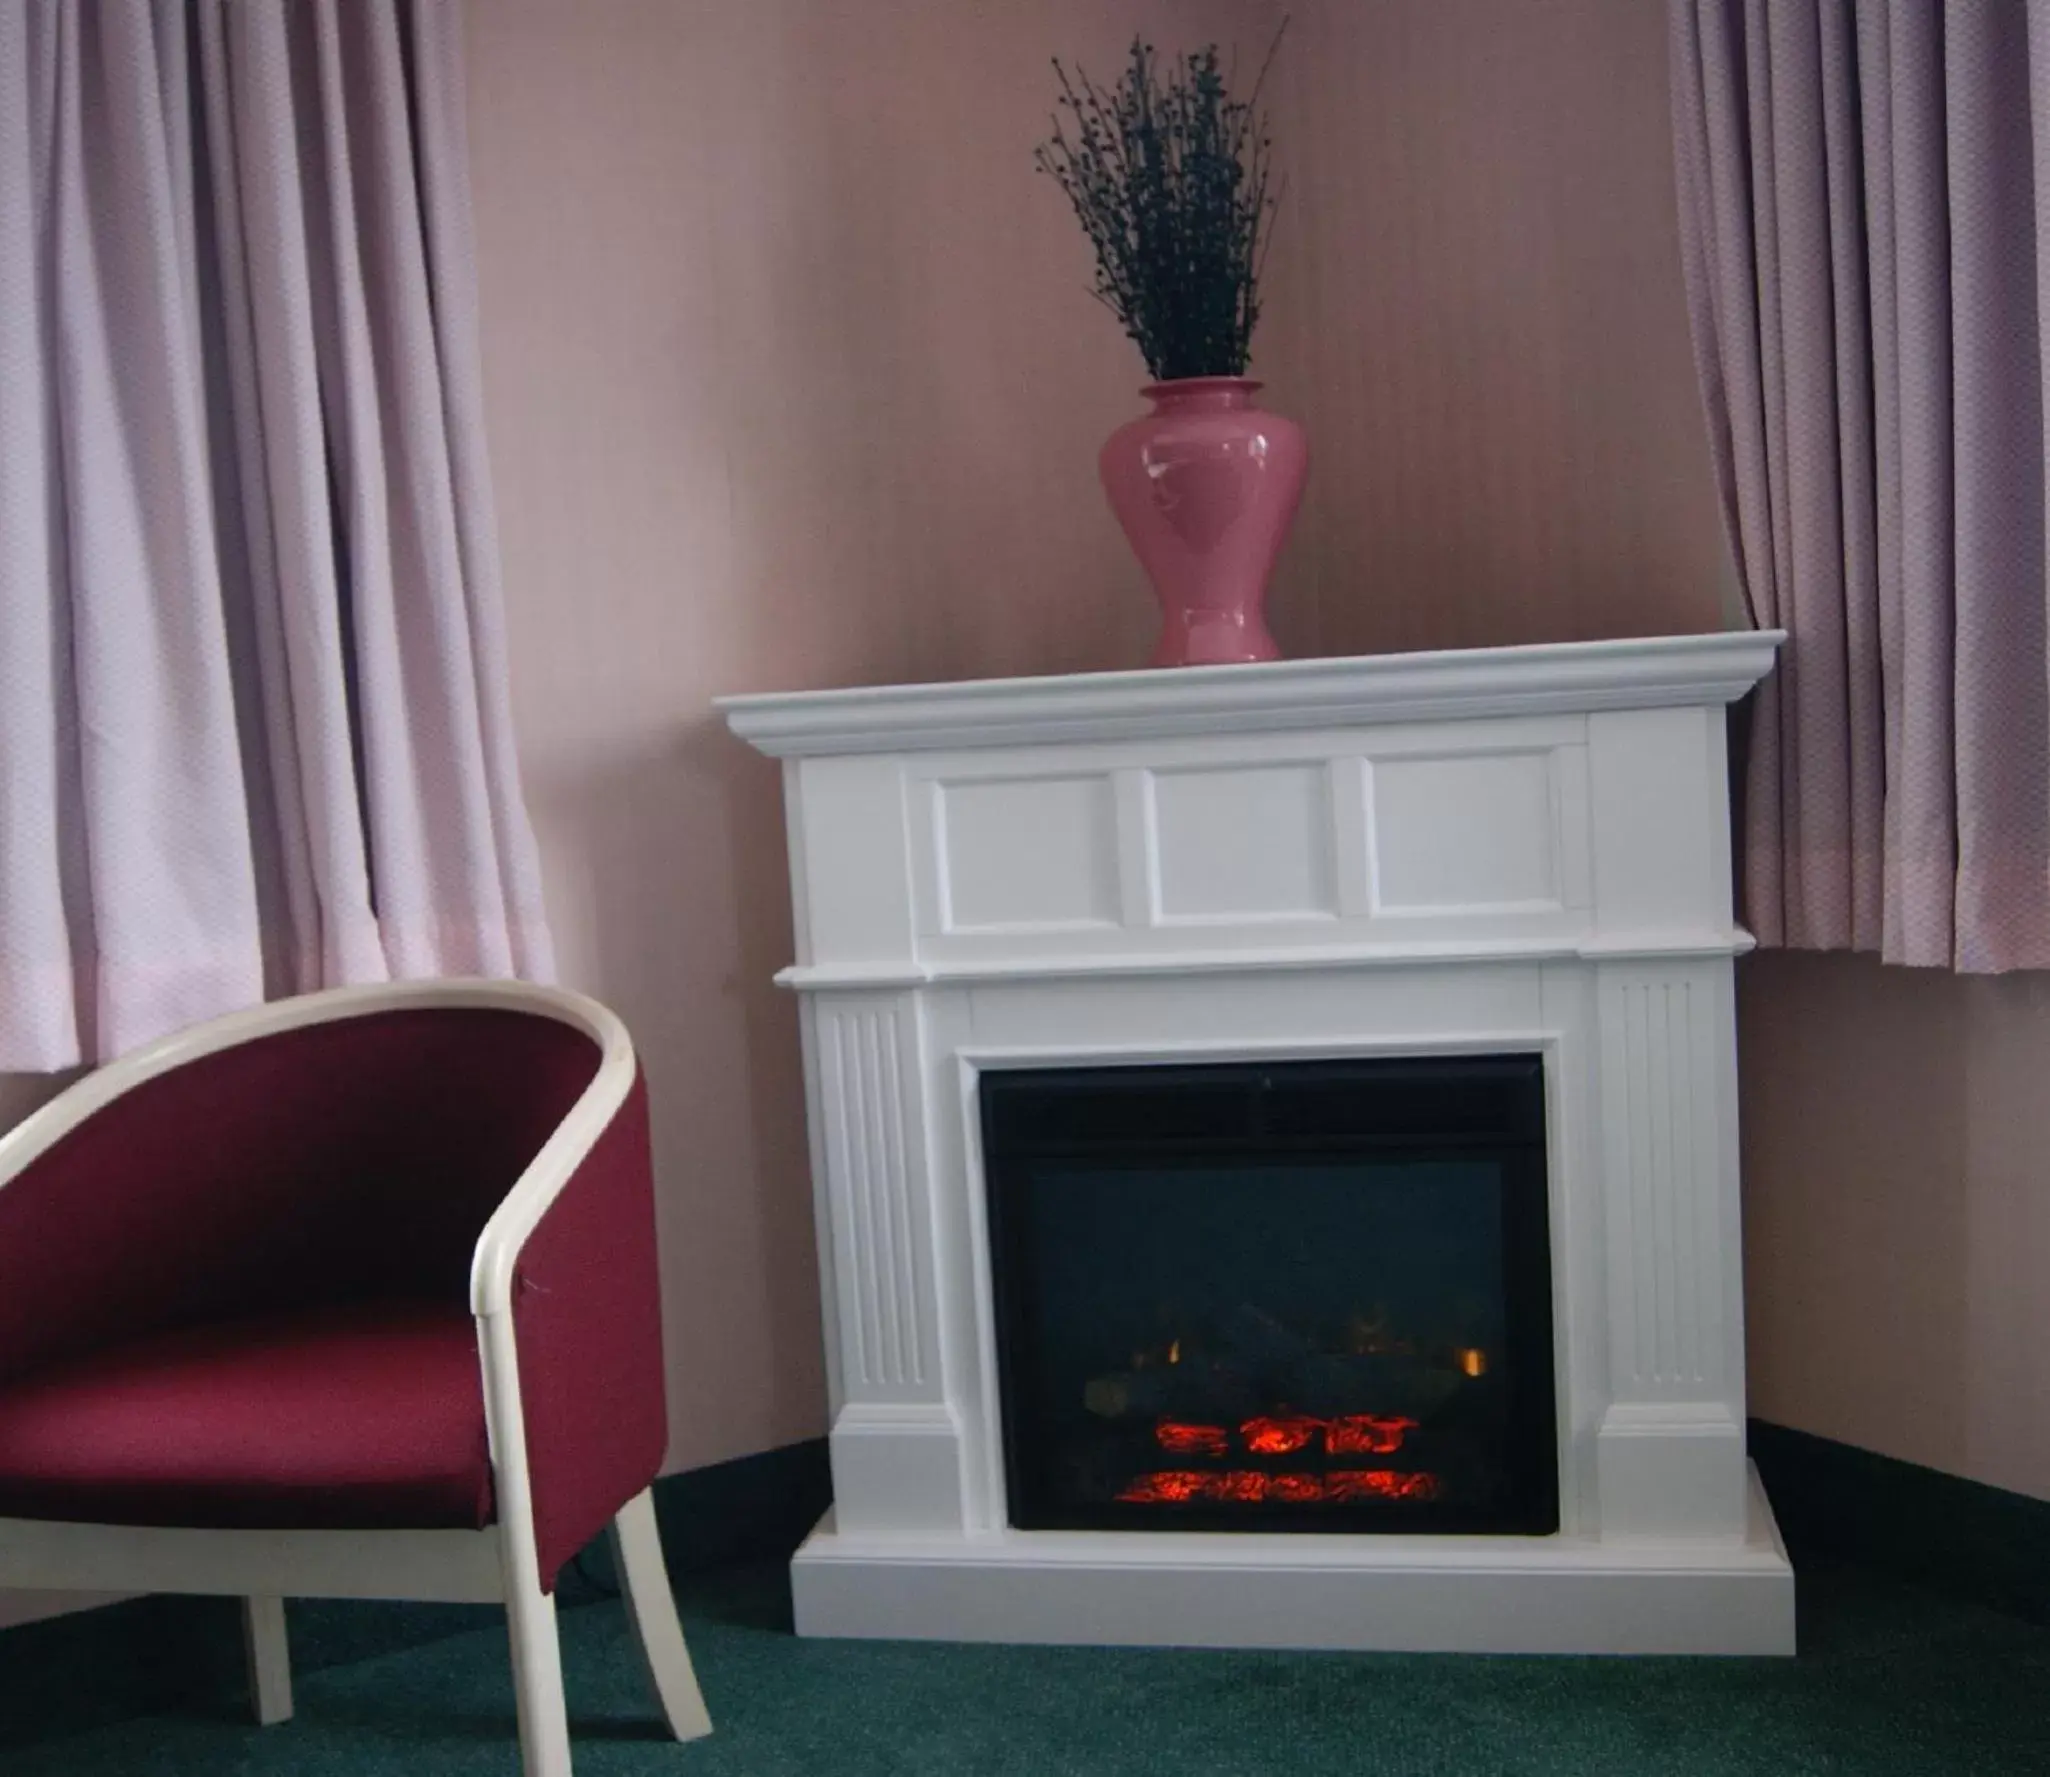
981,1054 -> 1558,1535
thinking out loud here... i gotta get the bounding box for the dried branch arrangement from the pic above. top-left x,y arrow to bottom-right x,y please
1034,26 -> 1286,382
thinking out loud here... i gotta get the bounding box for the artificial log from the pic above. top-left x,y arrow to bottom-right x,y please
1289,1354 -> 1463,1419
1083,1362 -> 1260,1422
1083,1299 -> 1468,1420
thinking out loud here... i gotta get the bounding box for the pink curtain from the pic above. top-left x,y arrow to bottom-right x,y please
1671,0 -> 2050,971
0,0 -> 553,1070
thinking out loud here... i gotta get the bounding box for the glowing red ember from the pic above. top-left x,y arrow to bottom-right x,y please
1117,1471 -> 1211,1504
1240,1414 -> 1322,1455
1155,1421 -> 1231,1457
1116,1469 -> 1446,1506
1325,1469 -> 1444,1501
1326,1414 -> 1418,1456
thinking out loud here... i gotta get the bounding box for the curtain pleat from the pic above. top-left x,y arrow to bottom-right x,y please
1945,6 -> 2050,969
1672,0 -> 2050,972
0,0 -> 553,1070
405,2 -> 553,985
0,3 -> 80,1067
48,2 -> 267,1057
1817,0 -> 1886,952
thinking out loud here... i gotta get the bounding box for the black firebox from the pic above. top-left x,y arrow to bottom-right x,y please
980,1054 -> 1559,1535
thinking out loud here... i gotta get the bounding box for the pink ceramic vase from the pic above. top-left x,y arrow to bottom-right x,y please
1099,377 -> 1308,667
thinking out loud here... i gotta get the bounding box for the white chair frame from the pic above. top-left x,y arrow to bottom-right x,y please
0,979 -> 710,1775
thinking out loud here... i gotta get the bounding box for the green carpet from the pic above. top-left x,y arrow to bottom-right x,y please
4,1560 -> 2047,1775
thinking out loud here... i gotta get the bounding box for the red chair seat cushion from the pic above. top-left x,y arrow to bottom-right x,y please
0,1302 -> 494,1531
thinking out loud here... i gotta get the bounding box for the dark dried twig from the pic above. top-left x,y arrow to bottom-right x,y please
1034,23 -> 1287,382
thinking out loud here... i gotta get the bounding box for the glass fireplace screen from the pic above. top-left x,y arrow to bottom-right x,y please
980,1054 -> 1558,1535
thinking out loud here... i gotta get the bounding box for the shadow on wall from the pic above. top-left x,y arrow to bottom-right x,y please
1739,949 -> 2050,1500
0,1073 -> 77,1140
523,722 -> 827,1469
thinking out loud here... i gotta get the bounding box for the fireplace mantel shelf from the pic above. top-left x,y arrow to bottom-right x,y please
771,930 -> 1760,993
726,632 -> 1795,1657
718,629 -> 1786,756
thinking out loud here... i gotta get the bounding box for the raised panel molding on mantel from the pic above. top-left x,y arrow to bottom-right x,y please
724,632 -> 1794,1654
896,722 -> 1608,975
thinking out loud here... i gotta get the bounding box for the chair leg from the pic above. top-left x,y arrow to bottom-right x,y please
504,1563 -> 574,1777
240,1595 -> 293,1726
607,1488 -> 712,1741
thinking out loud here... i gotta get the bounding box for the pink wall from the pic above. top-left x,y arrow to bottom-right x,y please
1260,2 -> 1733,657
1742,954 -> 2050,1498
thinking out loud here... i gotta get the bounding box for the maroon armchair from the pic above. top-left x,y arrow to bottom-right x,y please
0,980 -> 709,1776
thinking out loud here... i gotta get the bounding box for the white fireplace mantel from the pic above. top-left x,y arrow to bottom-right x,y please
721,631 -> 1795,1656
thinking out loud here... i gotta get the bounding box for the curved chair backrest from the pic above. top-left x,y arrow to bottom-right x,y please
0,982 -> 616,1387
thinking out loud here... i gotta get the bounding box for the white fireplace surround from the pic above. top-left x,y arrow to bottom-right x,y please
722,632 -> 1794,1656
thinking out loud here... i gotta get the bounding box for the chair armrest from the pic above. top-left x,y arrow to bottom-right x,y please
472,1037 -> 668,1593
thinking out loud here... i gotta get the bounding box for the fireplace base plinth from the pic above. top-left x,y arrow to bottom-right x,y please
791,1465 -> 1792,1655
